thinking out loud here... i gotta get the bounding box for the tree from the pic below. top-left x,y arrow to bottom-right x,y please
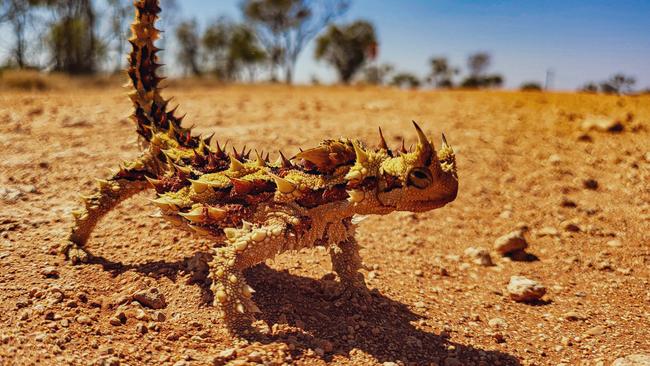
203,17 -> 266,81
44,0 -> 105,74
203,17 -> 233,79
175,19 -> 202,76
426,57 -> 458,88
106,0 -> 131,73
314,20 -> 377,84
391,72 -> 420,89
520,81 -> 542,91
459,52 -> 504,89
1,0 -> 42,68
242,0 -> 349,83
362,63 -> 393,85
600,73 -> 636,94
580,82 -> 598,93
229,24 -> 267,81
467,52 -> 490,77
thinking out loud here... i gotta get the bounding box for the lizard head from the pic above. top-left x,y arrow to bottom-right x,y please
344,122 -> 458,214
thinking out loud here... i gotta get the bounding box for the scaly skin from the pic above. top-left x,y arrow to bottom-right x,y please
64,0 -> 459,335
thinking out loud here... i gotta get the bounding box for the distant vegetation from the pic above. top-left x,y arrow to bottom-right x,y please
314,20 -> 376,84
0,0 -> 644,92
580,74 -> 637,95
520,82 -> 542,91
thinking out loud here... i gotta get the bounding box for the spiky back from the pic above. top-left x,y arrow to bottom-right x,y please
128,0 -> 196,147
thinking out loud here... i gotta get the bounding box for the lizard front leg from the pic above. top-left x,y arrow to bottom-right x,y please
208,214 -> 297,335
329,236 -> 370,300
63,157 -> 152,263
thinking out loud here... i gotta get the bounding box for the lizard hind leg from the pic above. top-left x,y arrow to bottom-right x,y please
63,161 -> 150,264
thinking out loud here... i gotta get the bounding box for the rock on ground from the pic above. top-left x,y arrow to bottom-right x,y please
507,276 -> 546,302
580,116 -> 624,132
612,354 -> 650,366
494,230 -> 528,255
132,288 -> 167,309
464,246 -> 494,266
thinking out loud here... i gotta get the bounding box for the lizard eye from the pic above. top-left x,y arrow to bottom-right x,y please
407,167 -> 432,189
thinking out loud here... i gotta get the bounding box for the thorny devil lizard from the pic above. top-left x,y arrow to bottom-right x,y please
63,0 -> 458,334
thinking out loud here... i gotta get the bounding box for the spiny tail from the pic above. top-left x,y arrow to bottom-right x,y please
127,0 -> 195,147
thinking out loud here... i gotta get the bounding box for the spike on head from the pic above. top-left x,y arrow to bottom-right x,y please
378,127 -> 389,151
441,133 -> 452,152
412,121 -> 433,161
349,122 -> 458,215
399,139 -> 407,154
353,141 -> 369,163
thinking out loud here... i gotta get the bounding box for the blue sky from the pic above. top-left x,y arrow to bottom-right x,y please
2,1 -> 649,90
172,0 -> 650,90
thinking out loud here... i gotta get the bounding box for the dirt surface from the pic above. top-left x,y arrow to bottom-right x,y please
0,83 -> 649,366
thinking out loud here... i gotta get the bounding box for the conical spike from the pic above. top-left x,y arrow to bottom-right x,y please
172,163 -> 192,175
145,176 -> 164,190
189,179 -> 211,194
215,140 -> 226,158
149,197 -> 177,211
207,207 -> 226,221
441,133 -> 452,152
267,172 -> 296,194
203,133 -> 215,147
378,127 -> 389,150
178,207 -> 206,223
353,141 -> 369,163
254,150 -> 266,167
278,151 -> 292,168
400,139 -> 407,154
412,121 -> 433,156
229,177 -> 253,194
229,153 -> 245,171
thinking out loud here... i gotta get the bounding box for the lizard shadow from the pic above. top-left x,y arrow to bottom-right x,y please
88,254 -> 520,365
87,251 -> 216,304
243,264 -> 521,365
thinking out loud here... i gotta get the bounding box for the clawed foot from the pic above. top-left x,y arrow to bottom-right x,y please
62,242 -> 90,264
340,284 -> 372,304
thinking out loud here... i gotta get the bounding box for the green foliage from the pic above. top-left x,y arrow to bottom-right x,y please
580,74 -> 636,94
600,74 -> 635,94
362,63 -> 394,85
203,18 -> 266,81
520,81 -> 542,91
390,72 -> 421,89
314,20 -> 377,84
48,6 -> 105,74
459,52 -> 503,89
580,82 -> 599,93
175,19 -> 202,76
242,0 -> 349,83
427,57 -> 458,88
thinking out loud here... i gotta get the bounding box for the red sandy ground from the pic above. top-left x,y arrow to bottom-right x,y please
0,83 -> 648,365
